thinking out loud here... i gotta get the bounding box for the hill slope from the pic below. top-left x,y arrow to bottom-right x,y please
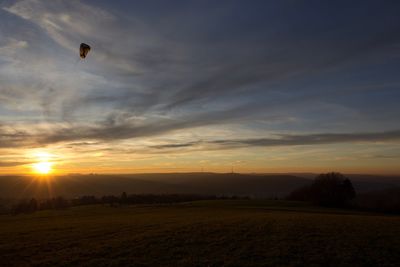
1,173 -> 399,199
0,200 -> 399,267
0,173 -> 310,199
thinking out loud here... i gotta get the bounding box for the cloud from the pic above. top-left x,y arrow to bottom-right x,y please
3,0 -> 160,75
89,129 -> 400,156
2,113 -> 400,152
150,142 -> 200,149
0,123 -> 35,148
0,38 -> 28,59
0,0 -> 400,172
0,161 -> 31,167
141,130 -> 400,152
211,130 -> 400,148
4,0 -> 400,117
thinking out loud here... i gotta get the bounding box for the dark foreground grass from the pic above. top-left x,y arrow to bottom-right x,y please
0,200 -> 399,267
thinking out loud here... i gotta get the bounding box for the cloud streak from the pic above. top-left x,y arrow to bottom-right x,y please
210,130 -> 400,149
1,116 -> 400,151
1,1 -> 400,173
0,161 -> 31,167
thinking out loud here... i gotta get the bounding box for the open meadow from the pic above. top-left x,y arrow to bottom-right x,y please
1,200 -> 399,267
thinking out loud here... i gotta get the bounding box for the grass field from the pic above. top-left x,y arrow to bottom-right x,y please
0,200 -> 399,267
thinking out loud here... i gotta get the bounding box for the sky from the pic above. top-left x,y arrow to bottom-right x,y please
0,0 -> 400,175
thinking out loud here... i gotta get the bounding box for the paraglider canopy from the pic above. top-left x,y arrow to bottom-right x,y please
80,43 -> 91,59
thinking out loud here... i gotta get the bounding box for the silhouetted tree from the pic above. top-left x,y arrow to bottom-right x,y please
0,198 -> 6,214
11,198 -> 38,214
29,198 -> 38,212
101,195 -> 119,206
287,172 -> 356,208
120,192 -> 128,205
73,195 -> 98,206
310,172 -> 355,207
54,196 -> 69,209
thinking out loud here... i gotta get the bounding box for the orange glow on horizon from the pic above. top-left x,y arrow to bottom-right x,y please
0,147 -> 397,176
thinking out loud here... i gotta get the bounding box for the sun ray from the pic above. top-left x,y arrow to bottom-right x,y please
44,176 -> 54,199
19,176 -> 38,200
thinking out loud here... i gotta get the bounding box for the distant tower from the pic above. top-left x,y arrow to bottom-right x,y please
231,166 -> 234,174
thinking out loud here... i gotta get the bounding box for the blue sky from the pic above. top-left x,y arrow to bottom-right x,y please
0,0 -> 400,174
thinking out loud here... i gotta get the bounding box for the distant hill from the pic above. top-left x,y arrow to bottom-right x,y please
129,173 -> 311,197
346,174 -> 400,190
0,173 -> 309,199
0,173 -> 398,199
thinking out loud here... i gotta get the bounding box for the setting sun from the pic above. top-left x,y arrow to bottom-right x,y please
33,162 -> 53,175
29,151 -> 55,175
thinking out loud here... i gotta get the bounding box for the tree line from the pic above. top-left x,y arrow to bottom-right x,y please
9,193 -> 248,215
6,172 -> 400,215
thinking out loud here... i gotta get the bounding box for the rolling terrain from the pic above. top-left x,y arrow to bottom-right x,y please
0,200 -> 399,267
0,173 -> 399,200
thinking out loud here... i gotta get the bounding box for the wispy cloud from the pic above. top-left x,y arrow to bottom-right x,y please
210,130 -> 400,148
1,1 -> 400,173
0,160 -> 31,167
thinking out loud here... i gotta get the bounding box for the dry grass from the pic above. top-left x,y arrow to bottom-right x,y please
0,200 -> 399,266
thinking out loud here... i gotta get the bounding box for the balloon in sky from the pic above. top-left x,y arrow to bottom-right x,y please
79,43 -> 91,59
